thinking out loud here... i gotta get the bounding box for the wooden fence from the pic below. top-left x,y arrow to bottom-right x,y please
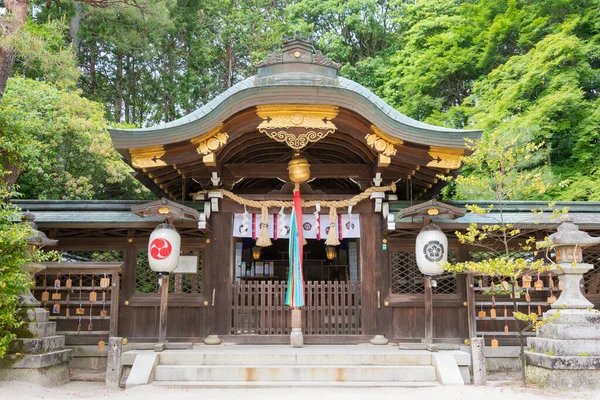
231,280 -> 362,335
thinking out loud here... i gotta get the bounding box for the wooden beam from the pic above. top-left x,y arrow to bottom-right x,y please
222,163 -> 371,179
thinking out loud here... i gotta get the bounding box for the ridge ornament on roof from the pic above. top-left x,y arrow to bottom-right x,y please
257,32 -> 340,71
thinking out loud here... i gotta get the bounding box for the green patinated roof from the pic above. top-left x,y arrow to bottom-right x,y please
109,37 -> 482,150
389,201 -> 600,228
12,200 -> 203,227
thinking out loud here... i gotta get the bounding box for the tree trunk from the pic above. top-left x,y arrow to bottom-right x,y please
69,2 -> 84,49
114,52 -> 123,122
0,0 -> 28,98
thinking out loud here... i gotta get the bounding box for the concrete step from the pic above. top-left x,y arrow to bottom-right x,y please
154,364 -> 437,382
27,321 -> 56,338
9,335 -> 65,354
151,380 -> 440,388
158,351 -> 432,366
0,349 -> 71,369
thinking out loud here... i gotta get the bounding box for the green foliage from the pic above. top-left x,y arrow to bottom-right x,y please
0,197 -> 32,357
3,17 -> 80,90
0,77 -> 151,200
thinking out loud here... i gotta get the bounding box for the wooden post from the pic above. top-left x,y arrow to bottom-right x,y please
466,273 -> 477,340
155,273 -> 169,352
424,276 -> 433,346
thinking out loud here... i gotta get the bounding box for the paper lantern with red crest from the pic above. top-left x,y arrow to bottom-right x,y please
148,223 -> 181,273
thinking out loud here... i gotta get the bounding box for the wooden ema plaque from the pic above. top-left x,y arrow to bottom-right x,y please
522,276 -> 532,288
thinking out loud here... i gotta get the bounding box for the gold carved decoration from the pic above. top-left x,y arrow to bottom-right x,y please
190,124 -> 229,155
427,146 -> 464,169
256,104 -> 339,150
365,125 -> 402,157
129,145 -> 167,169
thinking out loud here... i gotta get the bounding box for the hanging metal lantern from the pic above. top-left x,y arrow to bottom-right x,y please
252,246 -> 262,261
415,223 -> 447,276
148,223 -> 181,273
325,246 -> 336,261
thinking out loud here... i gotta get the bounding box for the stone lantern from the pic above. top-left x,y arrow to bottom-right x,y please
546,218 -> 600,310
21,212 -> 58,306
525,219 -> 600,390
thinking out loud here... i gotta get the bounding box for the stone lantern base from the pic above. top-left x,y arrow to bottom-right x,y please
525,309 -> 600,390
0,308 -> 71,386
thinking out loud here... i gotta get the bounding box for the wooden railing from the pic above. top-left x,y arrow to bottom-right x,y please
34,262 -> 122,341
231,280 -> 361,335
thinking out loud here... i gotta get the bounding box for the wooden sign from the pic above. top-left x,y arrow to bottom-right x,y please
501,281 -> 510,291
52,303 -> 60,314
491,337 -> 499,349
76,307 -> 85,315
89,291 -> 97,302
66,278 -> 72,289
52,293 -> 61,300
478,310 -> 486,318
547,295 -> 557,304
522,276 -> 532,288
100,277 -> 111,289
490,308 -> 497,319
534,279 -> 544,291
41,291 -> 50,302
54,279 -> 61,289
98,340 -> 105,351
100,309 -> 108,317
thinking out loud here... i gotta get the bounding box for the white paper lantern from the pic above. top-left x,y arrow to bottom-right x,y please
148,223 -> 181,273
415,224 -> 447,276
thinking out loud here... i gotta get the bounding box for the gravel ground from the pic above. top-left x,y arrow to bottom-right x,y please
0,380 -> 599,400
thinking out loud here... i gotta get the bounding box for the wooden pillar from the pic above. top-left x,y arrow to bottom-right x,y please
424,276 -> 433,345
204,212 -> 234,336
360,209 -> 382,335
155,273 -> 169,351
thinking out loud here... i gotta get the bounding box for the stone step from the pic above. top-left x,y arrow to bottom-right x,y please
158,351 -> 433,366
528,337 -> 600,356
9,335 -> 65,354
539,324 -> 600,340
154,364 -> 437,382
27,321 -> 56,338
151,380 -> 440,388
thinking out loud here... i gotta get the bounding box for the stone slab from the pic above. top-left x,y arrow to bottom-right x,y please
150,380 -> 440,388
0,349 -> 71,369
23,308 -> 49,323
154,365 -> 437,382
106,337 -> 123,390
528,337 -> 600,356
543,309 -> 600,325
0,362 -> 69,386
27,321 -> 56,338
125,352 -> 159,389
158,351 -> 433,366
526,364 -> 600,390
9,335 -> 65,354
525,351 -> 600,370
432,353 -> 464,385
539,323 -> 600,340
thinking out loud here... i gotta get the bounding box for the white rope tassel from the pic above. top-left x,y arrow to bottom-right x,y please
313,203 -> 321,235
240,205 -> 249,234
255,206 -> 272,247
325,207 -> 340,246
278,206 -> 287,237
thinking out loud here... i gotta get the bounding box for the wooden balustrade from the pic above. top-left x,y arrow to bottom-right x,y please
231,280 -> 362,335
